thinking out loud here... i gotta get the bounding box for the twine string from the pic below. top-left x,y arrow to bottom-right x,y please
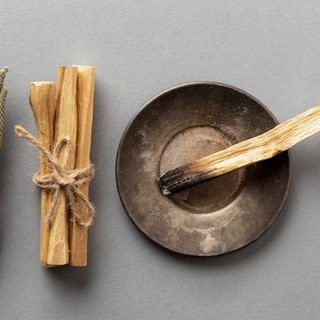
15,125 -> 95,228
0,67 -> 9,147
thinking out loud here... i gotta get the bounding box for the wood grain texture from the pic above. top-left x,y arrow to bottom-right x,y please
69,65 -> 95,266
46,66 -> 78,266
29,82 -> 57,267
159,105 -> 320,195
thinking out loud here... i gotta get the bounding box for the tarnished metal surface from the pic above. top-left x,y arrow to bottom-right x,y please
116,82 -> 291,256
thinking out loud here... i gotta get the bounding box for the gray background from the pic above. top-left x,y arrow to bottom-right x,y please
0,0 -> 320,319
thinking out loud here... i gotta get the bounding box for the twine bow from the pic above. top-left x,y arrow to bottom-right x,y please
15,125 -> 95,228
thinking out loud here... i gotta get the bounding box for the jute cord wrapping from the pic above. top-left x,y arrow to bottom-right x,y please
0,67 -> 9,147
15,125 -> 95,228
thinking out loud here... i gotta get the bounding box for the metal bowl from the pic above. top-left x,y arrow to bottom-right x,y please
116,82 -> 291,256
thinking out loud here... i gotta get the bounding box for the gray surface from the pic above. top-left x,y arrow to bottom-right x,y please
0,1 -> 320,319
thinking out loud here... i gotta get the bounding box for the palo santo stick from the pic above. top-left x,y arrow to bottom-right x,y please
159,104 -> 320,195
69,65 -> 95,266
46,66 -> 78,266
29,82 -> 57,266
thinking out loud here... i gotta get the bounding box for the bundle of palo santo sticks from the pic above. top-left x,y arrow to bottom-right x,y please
15,65 -> 95,267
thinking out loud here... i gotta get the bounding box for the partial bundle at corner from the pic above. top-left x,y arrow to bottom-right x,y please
0,67 -> 9,147
15,65 -> 96,267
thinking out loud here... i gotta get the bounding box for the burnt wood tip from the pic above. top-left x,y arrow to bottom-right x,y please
158,164 -> 212,195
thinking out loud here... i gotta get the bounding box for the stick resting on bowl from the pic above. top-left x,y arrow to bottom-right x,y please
159,104 -> 320,195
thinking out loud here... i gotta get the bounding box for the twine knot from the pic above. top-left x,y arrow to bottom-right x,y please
15,125 -> 95,228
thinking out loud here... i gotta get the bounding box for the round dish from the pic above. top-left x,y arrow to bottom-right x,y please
116,82 -> 291,256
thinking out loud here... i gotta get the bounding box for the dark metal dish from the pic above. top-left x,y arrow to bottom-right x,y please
116,82 -> 291,256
